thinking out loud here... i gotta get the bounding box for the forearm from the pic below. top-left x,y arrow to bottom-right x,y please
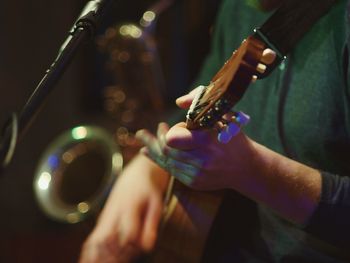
243,146 -> 350,249
121,154 -> 171,195
96,153 -> 170,227
229,139 -> 322,225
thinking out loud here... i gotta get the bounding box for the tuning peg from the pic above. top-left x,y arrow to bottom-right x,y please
257,63 -> 267,74
215,121 -> 230,144
261,48 -> 276,65
251,75 -> 258,83
217,111 -> 250,144
217,127 -> 234,144
232,111 -> 250,126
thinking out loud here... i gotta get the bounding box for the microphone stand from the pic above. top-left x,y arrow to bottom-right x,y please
0,0 -> 116,174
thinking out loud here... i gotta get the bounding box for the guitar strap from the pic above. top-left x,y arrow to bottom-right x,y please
254,0 -> 338,78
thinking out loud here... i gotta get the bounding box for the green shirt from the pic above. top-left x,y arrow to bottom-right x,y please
194,0 -> 350,262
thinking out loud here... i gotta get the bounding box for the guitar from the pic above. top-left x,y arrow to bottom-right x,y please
149,36 -> 273,262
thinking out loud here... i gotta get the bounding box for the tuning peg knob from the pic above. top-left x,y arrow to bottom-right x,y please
233,111 -> 250,126
217,127 -> 234,144
217,111 -> 250,144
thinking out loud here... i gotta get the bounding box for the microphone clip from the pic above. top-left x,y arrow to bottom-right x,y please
70,0 -> 114,38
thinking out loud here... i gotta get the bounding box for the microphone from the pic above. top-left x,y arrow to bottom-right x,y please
70,0 -> 117,38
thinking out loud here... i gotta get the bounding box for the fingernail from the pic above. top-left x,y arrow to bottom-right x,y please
176,96 -> 186,104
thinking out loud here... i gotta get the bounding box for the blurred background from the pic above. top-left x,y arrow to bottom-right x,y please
0,0 -> 221,262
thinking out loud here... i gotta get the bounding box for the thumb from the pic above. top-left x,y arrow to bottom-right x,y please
175,86 -> 204,109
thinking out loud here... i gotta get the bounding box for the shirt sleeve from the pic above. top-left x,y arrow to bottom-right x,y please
304,171 -> 350,249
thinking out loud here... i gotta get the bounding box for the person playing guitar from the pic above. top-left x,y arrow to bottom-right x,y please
79,0 -> 350,262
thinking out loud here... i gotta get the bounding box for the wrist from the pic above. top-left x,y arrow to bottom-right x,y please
129,154 -> 171,194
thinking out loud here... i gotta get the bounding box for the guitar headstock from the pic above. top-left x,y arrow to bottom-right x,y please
186,36 -> 267,130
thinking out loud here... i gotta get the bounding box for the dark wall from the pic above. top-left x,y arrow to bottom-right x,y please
0,1 -> 220,262
0,1 -> 93,262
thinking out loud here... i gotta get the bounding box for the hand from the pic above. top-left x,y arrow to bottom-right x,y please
138,121 -> 259,191
137,87 -> 257,191
79,155 -> 169,263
